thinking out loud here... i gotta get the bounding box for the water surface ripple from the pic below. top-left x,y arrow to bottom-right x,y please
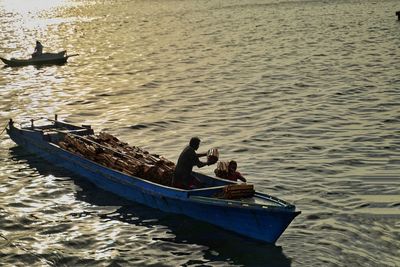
1,0 -> 399,266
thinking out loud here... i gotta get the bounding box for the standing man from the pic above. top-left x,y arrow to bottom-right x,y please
173,137 -> 213,189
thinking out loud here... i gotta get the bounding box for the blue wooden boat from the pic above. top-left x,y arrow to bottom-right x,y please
6,116 -> 300,244
1,51 -> 77,67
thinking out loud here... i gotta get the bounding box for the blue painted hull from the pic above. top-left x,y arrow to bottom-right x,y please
6,120 -> 300,244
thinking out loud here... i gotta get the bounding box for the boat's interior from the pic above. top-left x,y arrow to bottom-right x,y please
25,120 -> 94,144
16,119 -> 295,208
188,187 -> 292,209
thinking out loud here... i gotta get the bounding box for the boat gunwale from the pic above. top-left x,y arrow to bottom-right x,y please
188,193 -> 297,212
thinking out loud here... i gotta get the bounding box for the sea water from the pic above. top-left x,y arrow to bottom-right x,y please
0,0 -> 399,266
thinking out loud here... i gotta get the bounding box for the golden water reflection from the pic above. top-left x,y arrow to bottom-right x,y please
2,0 -> 70,14
1,0 -> 77,58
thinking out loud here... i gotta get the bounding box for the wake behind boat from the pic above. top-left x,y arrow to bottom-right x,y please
1,51 -> 77,67
5,116 -> 300,244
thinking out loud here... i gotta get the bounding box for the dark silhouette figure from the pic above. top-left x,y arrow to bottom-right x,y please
173,137 -> 215,189
32,41 -> 43,57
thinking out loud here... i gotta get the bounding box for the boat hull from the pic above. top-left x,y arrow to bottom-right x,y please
1,51 -> 69,67
6,122 -> 300,244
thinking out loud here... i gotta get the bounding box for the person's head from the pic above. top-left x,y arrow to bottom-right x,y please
228,160 -> 237,172
36,40 -> 40,44
189,137 -> 201,150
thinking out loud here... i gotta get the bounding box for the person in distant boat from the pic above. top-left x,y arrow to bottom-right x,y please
225,160 -> 246,183
32,41 -> 43,57
173,137 -> 215,189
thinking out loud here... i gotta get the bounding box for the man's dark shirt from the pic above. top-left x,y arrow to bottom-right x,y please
174,145 -> 201,186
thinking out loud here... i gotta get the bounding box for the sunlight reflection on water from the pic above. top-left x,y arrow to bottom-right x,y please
0,0 -> 399,266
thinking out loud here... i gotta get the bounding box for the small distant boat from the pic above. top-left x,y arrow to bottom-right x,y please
0,51 -> 77,67
6,116 -> 301,244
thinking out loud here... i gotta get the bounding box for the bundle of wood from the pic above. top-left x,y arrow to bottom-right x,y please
220,184 -> 255,199
214,161 -> 229,179
58,132 -> 175,186
207,148 -> 219,165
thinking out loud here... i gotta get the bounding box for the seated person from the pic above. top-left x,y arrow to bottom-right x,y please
32,41 -> 43,58
214,160 -> 246,183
